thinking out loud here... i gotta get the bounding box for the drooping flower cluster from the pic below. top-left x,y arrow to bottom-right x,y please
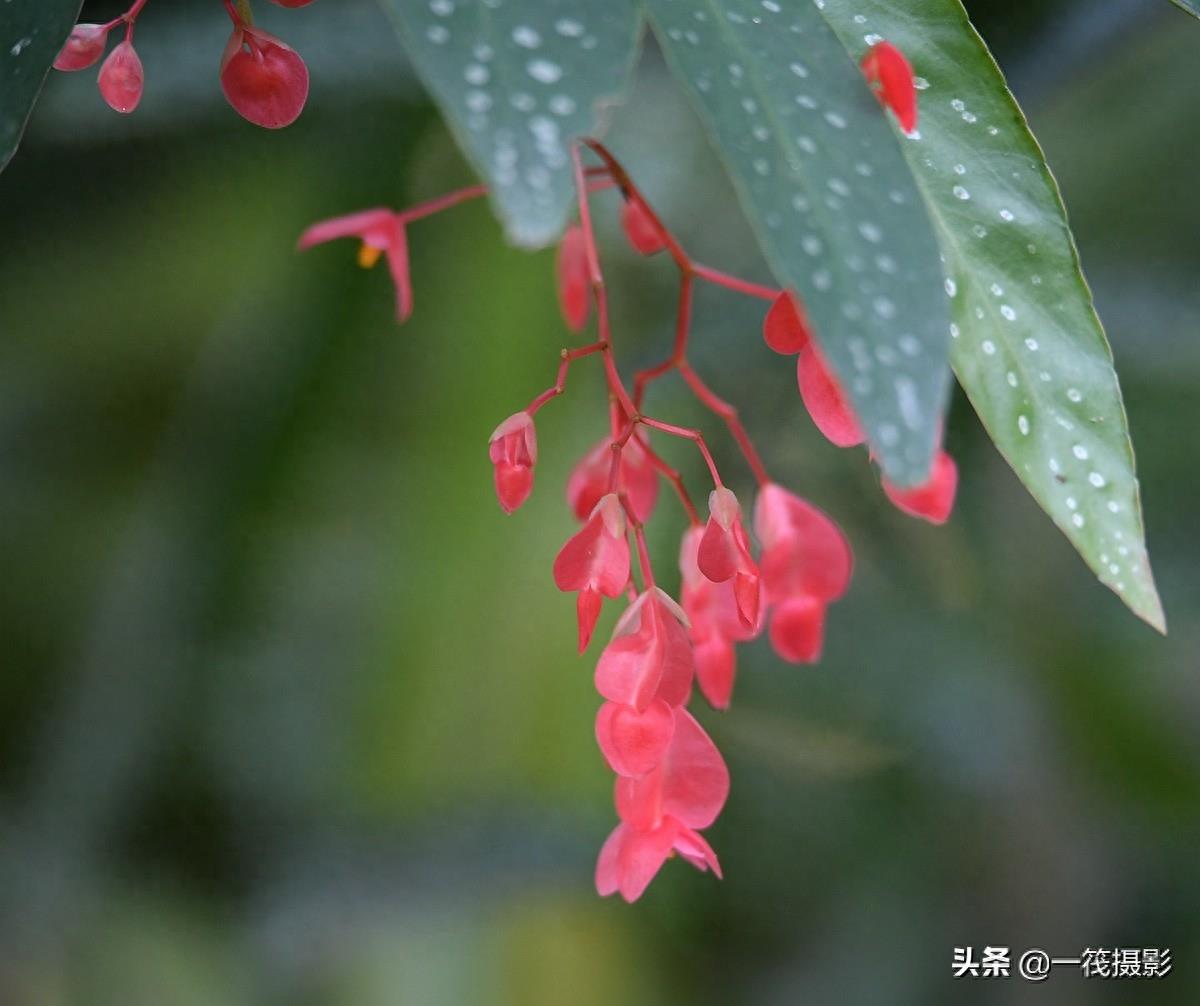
298,41 -> 955,900
53,0 -> 314,128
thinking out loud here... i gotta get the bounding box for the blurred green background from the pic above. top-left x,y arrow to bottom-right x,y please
2,1 -> 1198,1003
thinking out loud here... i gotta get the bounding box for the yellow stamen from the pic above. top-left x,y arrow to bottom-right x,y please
357,243 -> 384,269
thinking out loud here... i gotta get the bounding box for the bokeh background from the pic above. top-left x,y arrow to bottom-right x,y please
2,0 -> 1198,1003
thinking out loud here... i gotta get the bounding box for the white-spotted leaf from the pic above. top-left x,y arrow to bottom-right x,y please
643,0 -> 951,488
1,0 -> 83,173
816,0 -> 1164,631
382,0 -> 641,248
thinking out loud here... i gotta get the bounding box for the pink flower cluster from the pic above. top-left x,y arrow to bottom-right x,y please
297,40 -> 955,901
54,0 -> 313,128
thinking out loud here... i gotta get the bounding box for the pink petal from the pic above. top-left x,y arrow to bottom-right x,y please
616,820 -> 679,902
768,595 -> 826,664
556,225 -> 590,332
595,594 -> 664,712
754,484 -> 853,603
594,823 -> 626,897
552,495 -> 629,595
297,208 -> 396,249
54,24 -> 108,72
882,449 -> 958,524
385,224 -> 414,322
657,708 -> 729,829
595,700 -> 675,777
673,824 -> 722,878
763,291 -> 811,355
620,198 -> 666,256
862,41 -> 918,134
797,346 -> 865,448
693,633 -> 736,711
576,587 -> 603,653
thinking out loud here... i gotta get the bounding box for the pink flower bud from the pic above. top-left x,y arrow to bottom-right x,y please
553,494 -> 631,651
98,41 -> 144,114
620,197 -> 665,256
54,24 -> 109,72
488,412 -> 537,514
697,488 -> 761,630
220,28 -> 309,129
763,290 -> 810,355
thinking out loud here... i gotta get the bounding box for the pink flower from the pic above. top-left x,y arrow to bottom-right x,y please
620,197 -> 665,256
553,494 -> 632,651
298,209 -> 412,322
220,25 -> 310,130
862,41 -> 918,134
697,488 -> 761,630
54,24 -> 109,72
595,588 -> 694,712
596,708 -> 728,902
487,411 -> 537,514
797,345 -> 864,448
557,225 -> 590,332
566,435 -> 659,525
763,291 -> 811,356
754,483 -> 853,664
98,41 -> 143,114
680,527 -> 762,710
595,816 -> 720,903
883,448 -> 958,524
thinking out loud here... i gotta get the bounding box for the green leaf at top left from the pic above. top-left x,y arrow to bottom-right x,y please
1,0 -> 84,174
382,0 -> 642,249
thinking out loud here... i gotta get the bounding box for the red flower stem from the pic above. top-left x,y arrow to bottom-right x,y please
527,342 -> 606,415
638,416 -> 723,489
570,144 -> 638,422
633,275 -> 692,409
692,263 -> 780,301
399,172 -> 613,227
636,437 -> 701,526
628,512 -> 656,589
606,422 -> 638,493
677,361 -> 770,487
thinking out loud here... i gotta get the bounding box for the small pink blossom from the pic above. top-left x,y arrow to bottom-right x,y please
553,494 -> 631,651
298,209 -> 412,321
595,817 -> 720,903
487,411 -> 537,515
566,434 -> 659,525
697,487 -> 761,630
883,448 -> 958,524
680,526 -> 762,709
594,588 -> 694,712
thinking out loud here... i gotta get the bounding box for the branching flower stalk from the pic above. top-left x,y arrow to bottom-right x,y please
290,41 -> 959,903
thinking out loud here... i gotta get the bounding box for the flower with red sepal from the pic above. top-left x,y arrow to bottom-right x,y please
553,494 -> 632,651
487,411 -> 538,515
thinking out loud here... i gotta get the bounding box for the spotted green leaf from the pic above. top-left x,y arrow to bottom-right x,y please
643,0 -> 950,488
382,0 -> 641,248
1,0 -> 83,173
816,0 -> 1164,631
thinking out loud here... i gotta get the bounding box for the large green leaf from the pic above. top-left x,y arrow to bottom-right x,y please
0,0 -> 82,173
815,1 -> 1164,631
643,0 -> 950,488
1168,0 -> 1200,19
381,0 -> 641,248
